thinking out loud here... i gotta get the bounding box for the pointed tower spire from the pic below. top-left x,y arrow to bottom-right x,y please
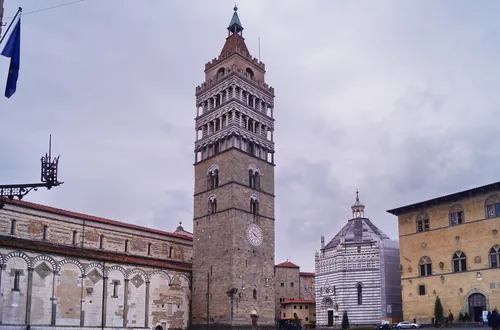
220,5 -> 250,58
227,4 -> 243,36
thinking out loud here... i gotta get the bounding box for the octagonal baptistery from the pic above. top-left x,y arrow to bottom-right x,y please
314,191 -> 403,327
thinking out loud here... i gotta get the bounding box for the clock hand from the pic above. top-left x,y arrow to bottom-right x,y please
253,233 -> 257,238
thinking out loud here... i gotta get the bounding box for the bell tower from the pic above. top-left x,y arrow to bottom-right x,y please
191,5 -> 276,329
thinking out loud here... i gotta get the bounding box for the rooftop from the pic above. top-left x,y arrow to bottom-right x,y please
387,181 -> 500,216
1,198 -> 193,241
275,261 -> 300,268
281,299 -> 315,305
324,218 -> 390,249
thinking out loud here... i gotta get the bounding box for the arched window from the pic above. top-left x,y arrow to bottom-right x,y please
253,289 -> 257,299
250,198 -> 259,215
419,256 -> 432,276
490,245 -> 500,268
449,204 -> 464,226
485,194 -> 500,219
357,283 -> 363,305
416,212 -> 430,232
452,251 -> 467,272
248,170 -> 260,189
208,195 -> 217,214
217,67 -> 225,76
246,68 -> 254,79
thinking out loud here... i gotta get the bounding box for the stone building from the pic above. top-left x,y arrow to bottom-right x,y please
0,198 -> 192,330
274,261 -> 315,324
387,181 -> 500,324
190,5 -> 276,330
315,192 -> 403,327
280,299 -> 316,328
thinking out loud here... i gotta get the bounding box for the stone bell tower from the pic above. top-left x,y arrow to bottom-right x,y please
191,5 -> 276,330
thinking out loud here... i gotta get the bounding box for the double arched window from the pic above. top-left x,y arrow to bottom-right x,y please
248,165 -> 261,189
419,256 -> 432,276
207,164 -> 220,190
452,251 -> 467,272
416,212 -> 430,232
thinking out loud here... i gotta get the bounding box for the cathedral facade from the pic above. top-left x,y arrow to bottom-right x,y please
0,199 -> 192,330
315,192 -> 402,327
191,5 -> 276,329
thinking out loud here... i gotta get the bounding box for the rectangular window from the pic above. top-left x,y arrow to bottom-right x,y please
10,219 -> 16,235
281,282 -> 284,287
148,243 -> 152,256
417,219 -> 430,232
167,303 -> 173,316
169,246 -> 173,258
491,254 -> 498,268
113,281 -> 119,297
125,240 -> 129,252
42,225 -> 48,240
300,305 -> 303,309
306,317 -> 309,321
450,212 -> 464,226
99,235 -> 104,249
487,205 -> 495,218
496,204 -> 500,217
13,270 -> 21,291
291,282 -> 294,287
418,285 -> 426,296
72,231 -> 77,246
294,305 -> 296,309
283,313 -> 286,318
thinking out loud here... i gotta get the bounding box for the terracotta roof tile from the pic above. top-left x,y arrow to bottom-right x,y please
2,198 -> 192,241
281,299 -> 315,305
0,236 -> 192,272
220,33 -> 250,58
275,261 -> 300,268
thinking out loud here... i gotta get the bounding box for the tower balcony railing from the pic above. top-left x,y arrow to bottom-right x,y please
194,123 -> 274,151
196,66 -> 274,96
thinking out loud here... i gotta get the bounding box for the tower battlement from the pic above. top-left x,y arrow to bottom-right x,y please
196,64 -> 274,96
205,47 -> 266,72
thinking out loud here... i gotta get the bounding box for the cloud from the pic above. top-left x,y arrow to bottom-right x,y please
1,0 -> 500,272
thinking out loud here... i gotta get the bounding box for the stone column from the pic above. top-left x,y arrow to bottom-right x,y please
145,281 -> 150,328
25,267 -> 34,324
50,271 -> 58,325
80,275 -> 86,327
102,275 -> 108,327
123,279 -> 129,327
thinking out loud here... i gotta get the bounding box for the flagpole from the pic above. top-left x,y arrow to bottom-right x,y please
0,7 -> 21,46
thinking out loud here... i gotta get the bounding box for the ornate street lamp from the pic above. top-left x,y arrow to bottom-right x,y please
0,135 -> 63,208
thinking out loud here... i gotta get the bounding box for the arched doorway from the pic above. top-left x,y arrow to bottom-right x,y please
155,325 -> 163,330
469,293 -> 487,321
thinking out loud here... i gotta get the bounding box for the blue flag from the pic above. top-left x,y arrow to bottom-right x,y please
1,17 -> 21,98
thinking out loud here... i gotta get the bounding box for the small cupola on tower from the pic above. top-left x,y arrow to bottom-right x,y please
227,5 -> 243,36
351,190 -> 366,219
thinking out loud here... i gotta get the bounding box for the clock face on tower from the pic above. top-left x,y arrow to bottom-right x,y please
246,223 -> 263,246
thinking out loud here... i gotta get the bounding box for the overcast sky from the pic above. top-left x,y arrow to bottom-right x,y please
1,0 -> 499,272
